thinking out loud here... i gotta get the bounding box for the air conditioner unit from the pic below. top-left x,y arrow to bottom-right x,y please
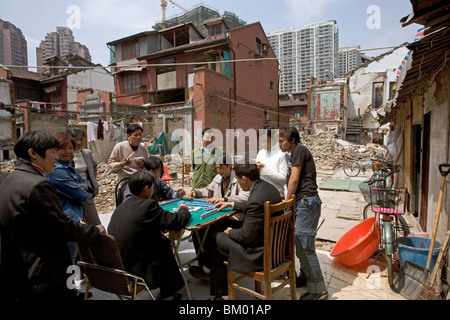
264,115 -> 271,121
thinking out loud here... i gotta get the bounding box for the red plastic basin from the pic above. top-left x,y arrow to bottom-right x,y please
330,217 -> 380,267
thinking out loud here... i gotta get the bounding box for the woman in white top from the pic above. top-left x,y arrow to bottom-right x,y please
256,124 -> 289,198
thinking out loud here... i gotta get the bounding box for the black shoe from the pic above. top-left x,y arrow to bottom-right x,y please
299,291 -> 328,300
296,275 -> 307,288
189,265 -> 210,281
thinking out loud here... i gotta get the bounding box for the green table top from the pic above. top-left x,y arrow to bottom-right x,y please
160,198 -> 233,228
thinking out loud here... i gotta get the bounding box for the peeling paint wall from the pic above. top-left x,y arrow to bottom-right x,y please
311,89 -> 340,120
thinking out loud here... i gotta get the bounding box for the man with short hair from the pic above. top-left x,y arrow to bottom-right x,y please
0,130 -> 105,300
186,153 -> 249,280
279,125 -> 327,300
108,124 -> 150,201
108,171 -> 190,300
191,128 -> 220,189
207,163 -> 282,300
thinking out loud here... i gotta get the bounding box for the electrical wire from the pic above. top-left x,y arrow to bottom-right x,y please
0,44 -> 413,70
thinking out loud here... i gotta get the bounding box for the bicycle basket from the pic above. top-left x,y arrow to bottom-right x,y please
369,187 -> 406,214
358,182 -> 374,204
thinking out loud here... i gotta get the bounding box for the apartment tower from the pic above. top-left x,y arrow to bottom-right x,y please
268,20 -> 339,93
36,27 -> 91,73
0,19 -> 28,69
337,46 -> 363,78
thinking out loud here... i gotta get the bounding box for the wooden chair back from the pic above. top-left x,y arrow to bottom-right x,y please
114,177 -> 129,207
181,162 -> 192,187
263,195 -> 295,272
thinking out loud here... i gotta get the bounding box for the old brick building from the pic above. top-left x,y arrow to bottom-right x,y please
107,13 -> 284,153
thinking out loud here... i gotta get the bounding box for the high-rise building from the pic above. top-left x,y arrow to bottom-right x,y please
0,19 -> 28,69
337,46 -> 363,78
268,20 -> 339,93
36,27 -> 91,73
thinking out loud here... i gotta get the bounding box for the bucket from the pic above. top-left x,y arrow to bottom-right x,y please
331,217 -> 381,267
408,232 -> 429,238
397,236 -> 442,270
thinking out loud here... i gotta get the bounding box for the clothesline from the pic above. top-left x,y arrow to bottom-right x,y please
85,120 -> 144,143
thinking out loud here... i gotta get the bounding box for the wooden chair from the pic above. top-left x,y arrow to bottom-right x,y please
181,162 -> 192,187
227,195 -> 297,300
77,234 -> 156,300
114,177 -> 129,207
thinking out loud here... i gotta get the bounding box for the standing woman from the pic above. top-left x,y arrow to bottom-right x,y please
45,132 -> 94,262
67,127 -> 101,225
256,124 -> 289,198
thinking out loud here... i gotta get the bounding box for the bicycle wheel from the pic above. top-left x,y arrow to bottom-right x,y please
362,204 -> 375,220
386,253 -> 394,288
343,160 -> 360,177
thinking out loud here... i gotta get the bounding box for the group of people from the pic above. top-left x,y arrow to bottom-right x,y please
0,122 -> 327,301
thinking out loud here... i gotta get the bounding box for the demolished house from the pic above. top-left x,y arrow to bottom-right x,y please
346,45 -> 410,144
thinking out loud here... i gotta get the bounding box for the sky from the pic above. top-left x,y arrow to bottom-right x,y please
1,0 -> 421,71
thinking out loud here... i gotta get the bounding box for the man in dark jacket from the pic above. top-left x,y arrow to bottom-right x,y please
0,130 -> 105,300
107,170 -> 191,300
209,163 -> 282,299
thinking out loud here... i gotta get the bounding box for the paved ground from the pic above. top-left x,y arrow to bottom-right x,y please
87,169 -> 423,301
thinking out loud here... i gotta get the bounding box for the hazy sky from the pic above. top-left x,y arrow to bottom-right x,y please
1,0 -> 421,70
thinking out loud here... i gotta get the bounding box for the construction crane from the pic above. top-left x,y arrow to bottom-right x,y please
161,0 -> 187,30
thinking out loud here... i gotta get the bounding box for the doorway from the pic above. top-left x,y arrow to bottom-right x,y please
419,113 -> 431,231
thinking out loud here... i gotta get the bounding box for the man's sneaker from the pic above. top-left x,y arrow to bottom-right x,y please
296,275 -> 307,288
299,291 -> 328,300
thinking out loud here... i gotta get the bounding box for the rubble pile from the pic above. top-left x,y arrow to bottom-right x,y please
301,132 -> 386,171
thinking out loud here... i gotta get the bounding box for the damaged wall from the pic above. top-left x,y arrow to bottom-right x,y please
308,83 -> 346,137
347,46 -> 409,120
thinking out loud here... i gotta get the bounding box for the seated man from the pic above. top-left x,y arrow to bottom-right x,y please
208,162 -> 282,300
142,156 -> 185,201
186,153 -> 249,204
185,153 -> 249,279
107,171 -> 190,300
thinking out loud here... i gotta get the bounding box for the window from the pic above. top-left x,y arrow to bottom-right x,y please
209,24 -> 222,37
270,80 -> 275,91
389,81 -> 396,100
372,82 -> 384,108
122,73 -> 140,95
196,50 -> 231,78
255,37 -> 262,56
122,40 -> 140,60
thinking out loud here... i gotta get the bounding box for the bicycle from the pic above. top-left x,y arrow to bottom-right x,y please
368,185 -> 410,289
343,156 -> 388,177
360,169 -> 403,220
